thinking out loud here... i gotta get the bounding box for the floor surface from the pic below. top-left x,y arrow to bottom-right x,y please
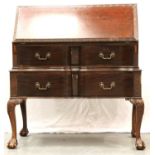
5,133 -> 150,155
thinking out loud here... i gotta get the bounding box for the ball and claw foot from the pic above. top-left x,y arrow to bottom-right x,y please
136,138 -> 145,150
20,128 -> 29,137
7,138 -> 18,149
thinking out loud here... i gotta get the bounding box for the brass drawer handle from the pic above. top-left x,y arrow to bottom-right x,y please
98,52 -> 115,60
35,82 -> 51,91
35,52 -> 51,61
99,81 -> 115,90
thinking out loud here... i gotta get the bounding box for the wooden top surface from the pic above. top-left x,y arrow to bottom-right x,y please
14,5 -> 138,42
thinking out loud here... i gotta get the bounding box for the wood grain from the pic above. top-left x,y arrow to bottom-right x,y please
14,5 -> 137,42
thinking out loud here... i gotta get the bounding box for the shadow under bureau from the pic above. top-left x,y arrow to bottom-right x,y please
7,5 -> 145,150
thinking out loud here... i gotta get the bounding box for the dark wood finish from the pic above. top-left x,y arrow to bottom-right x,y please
80,43 -> 138,66
132,104 -> 136,137
71,46 -> 80,65
13,42 -> 138,67
20,99 -> 29,137
7,5 -> 145,150
10,69 -> 141,98
10,71 -> 72,97
128,99 -> 145,150
13,43 -> 69,67
72,71 -> 79,96
79,71 -> 141,97
7,99 -> 24,149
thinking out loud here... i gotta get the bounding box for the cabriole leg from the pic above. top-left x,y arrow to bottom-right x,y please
129,98 -> 145,150
7,98 -> 23,149
132,104 -> 136,137
20,99 -> 29,137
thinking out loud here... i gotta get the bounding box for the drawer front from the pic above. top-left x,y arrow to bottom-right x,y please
79,71 -> 141,97
13,44 -> 69,67
10,71 -> 71,97
80,44 -> 137,66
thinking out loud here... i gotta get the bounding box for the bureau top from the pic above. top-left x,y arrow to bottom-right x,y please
14,4 -> 138,42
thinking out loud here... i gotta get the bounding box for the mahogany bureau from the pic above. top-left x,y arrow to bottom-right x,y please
7,5 -> 145,150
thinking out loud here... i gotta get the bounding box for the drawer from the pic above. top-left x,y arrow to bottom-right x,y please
13,44 -> 69,67
80,43 -> 137,66
79,70 -> 141,97
10,70 -> 71,97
